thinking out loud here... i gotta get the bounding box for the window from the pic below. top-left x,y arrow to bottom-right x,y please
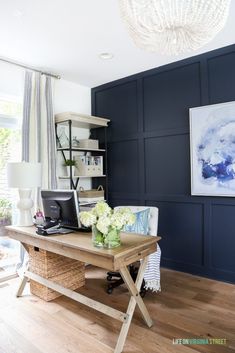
0,95 -> 22,280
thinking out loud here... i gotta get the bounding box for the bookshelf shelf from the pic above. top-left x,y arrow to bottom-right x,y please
55,112 -> 110,129
58,175 -> 106,179
57,147 -> 106,152
79,200 -> 106,206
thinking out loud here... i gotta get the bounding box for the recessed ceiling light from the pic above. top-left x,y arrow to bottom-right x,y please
99,53 -> 114,60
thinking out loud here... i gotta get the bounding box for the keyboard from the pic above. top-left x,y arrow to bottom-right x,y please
58,228 -> 74,234
36,225 -> 90,236
36,226 -> 74,235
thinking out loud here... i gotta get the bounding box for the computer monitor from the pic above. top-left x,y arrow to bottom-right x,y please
41,189 -> 80,230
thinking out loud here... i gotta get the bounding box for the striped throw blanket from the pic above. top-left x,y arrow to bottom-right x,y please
124,207 -> 161,292
144,244 -> 161,292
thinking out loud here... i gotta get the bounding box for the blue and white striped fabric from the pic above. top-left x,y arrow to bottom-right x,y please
124,208 -> 161,292
143,244 -> 161,292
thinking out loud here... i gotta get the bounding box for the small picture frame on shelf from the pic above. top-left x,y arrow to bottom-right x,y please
57,126 -> 69,148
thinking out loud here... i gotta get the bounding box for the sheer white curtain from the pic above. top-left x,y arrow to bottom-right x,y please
17,71 -> 57,275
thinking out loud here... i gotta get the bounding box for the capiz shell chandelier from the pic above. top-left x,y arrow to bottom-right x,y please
119,0 -> 231,55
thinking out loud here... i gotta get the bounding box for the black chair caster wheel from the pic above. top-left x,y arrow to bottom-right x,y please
107,275 -> 112,281
107,286 -> 113,294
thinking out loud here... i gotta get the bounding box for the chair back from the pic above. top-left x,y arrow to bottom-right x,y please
115,206 -> 158,236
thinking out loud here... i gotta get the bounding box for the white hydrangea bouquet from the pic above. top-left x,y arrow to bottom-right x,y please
80,201 -> 136,248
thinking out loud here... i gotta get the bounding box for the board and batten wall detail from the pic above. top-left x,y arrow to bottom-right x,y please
92,44 -> 235,283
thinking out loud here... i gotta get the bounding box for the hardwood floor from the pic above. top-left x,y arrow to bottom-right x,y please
0,267 -> 234,353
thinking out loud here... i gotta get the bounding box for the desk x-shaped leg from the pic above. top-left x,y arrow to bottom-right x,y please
114,256 -> 152,353
15,254 -> 152,353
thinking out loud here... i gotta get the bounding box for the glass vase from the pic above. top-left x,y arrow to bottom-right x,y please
92,225 -> 105,248
104,228 -> 121,248
92,225 -> 121,248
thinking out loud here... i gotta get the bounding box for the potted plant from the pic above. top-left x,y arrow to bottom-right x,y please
64,159 -> 76,176
80,201 -> 136,248
0,198 -> 12,237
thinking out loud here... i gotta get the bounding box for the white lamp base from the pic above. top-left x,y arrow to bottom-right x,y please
17,189 -> 34,226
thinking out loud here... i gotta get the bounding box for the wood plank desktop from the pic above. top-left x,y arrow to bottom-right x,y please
6,225 -> 160,353
6,226 -> 159,271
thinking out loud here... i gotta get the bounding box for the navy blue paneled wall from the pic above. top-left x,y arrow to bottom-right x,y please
92,44 -> 235,283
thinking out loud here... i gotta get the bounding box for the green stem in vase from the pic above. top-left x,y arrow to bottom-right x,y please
104,229 -> 121,248
92,226 -> 105,247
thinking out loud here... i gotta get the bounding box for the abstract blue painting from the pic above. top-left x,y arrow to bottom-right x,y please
190,101 -> 235,197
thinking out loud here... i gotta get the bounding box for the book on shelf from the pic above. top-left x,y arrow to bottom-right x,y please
79,196 -> 104,203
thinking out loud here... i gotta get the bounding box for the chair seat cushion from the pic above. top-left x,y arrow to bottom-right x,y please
124,208 -> 150,235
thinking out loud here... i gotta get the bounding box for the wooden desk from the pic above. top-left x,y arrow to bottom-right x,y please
6,226 -> 161,353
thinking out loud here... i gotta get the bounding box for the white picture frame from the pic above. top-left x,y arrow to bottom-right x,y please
190,101 -> 235,197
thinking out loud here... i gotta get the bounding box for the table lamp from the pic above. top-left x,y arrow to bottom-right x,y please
7,162 -> 42,226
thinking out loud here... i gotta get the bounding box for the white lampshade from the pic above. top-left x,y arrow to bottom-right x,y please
7,162 -> 42,189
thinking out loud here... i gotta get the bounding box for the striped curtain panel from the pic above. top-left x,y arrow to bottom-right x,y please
17,71 -> 57,276
22,71 -> 57,192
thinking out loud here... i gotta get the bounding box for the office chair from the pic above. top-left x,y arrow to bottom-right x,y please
106,206 -> 159,297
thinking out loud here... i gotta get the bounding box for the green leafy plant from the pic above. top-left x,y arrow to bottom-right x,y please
64,159 -> 76,167
0,198 -> 12,221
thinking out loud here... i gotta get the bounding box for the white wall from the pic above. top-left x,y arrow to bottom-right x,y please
54,78 -> 92,190
54,78 -> 91,115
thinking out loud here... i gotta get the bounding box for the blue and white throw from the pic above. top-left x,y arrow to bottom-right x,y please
124,208 -> 161,292
143,244 -> 161,292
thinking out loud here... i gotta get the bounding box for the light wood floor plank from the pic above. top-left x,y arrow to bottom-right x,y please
0,318 -> 43,353
0,266 -> 234,353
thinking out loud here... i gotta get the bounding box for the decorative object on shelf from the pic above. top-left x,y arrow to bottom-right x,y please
7,162 -> 42,226
118,0 -> 231,55
78,185 -> 104,203
190,101 -> 235,197
64,159 -> 76,177
57,126 -> 69,148
72,136 -> 80,147
78,139 -> 99,149
74,155 -> 103,176
80,202 -> 136,248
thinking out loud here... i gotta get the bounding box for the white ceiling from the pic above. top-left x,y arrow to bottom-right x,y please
0,0 -> 235,88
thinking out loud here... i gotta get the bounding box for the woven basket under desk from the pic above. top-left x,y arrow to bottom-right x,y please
28,246 -> 85,301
